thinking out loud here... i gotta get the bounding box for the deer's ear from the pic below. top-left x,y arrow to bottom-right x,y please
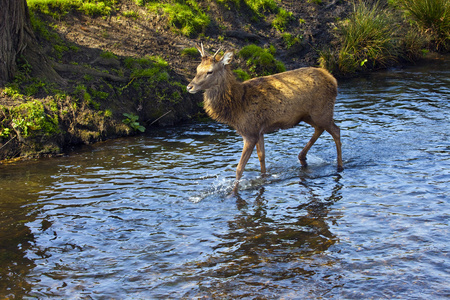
221,51 -> 233,65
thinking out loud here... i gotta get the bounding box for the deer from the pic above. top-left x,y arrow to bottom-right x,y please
187,44 -> 343,192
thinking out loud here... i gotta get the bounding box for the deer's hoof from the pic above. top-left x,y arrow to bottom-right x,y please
299,158 -> 308,167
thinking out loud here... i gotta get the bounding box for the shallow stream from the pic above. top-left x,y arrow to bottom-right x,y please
1,57 -> 449,298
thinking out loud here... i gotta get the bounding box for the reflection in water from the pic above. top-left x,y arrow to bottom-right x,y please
0,162 -> 57,297
0,56 -> 449,298
188,175 -> 343,299
0,202 -> 35,297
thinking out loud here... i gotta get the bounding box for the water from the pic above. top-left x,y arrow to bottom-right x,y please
1,57 -> 449,299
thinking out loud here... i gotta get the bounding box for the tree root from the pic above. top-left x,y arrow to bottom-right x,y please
52,62 -> 128,82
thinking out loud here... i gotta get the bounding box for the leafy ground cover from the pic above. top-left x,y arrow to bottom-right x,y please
0,0 -> 448,160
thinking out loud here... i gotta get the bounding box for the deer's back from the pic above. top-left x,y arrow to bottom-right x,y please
238,67 -> 338,136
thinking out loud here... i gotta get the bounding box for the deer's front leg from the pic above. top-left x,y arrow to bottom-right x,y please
233,139 -> 256,194
236,138 -> 257,181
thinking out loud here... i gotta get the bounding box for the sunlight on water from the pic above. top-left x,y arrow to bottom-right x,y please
0,57 -> 449,299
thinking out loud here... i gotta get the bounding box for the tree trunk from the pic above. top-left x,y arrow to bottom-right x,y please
0,0 -> 63,86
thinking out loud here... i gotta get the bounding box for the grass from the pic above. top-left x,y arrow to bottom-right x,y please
147,0 -> 210,37
320,1 -> 397,74
393,0 -> 450,50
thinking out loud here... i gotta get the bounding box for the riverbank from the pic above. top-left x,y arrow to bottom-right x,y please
1,0 -> 448,161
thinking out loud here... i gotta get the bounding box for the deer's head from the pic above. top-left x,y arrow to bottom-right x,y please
187,44 -> 233,94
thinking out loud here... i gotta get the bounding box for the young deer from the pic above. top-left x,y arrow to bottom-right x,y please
187,44 -> 343,191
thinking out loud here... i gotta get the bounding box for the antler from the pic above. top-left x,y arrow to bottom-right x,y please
213,47 -> 222,60
197,42 -> 206,58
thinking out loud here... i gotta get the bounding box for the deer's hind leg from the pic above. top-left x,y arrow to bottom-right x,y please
325,122 -> 343,171
298,126 -> 324,167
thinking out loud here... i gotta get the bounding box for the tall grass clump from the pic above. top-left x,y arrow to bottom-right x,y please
147,0 -> 210,37
393,0 -> 450,50
320,1 -> 397,74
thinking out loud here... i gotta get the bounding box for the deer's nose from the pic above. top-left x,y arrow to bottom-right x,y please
186,84 -> 196,94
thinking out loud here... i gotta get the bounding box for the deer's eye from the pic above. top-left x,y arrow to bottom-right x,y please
206,71 -> 213,75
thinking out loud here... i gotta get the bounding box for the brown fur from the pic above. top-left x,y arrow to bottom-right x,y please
187,46 -> 343,191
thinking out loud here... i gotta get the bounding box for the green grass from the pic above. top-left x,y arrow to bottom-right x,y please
147,0 -> 210,37
244,0 -> 278,14
393,0 -> 450,49
27,0 -> 116,17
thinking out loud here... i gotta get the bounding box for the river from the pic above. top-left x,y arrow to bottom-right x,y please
1,56 -> 449,299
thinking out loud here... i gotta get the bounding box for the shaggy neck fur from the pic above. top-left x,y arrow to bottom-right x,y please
203,67 -> 245,125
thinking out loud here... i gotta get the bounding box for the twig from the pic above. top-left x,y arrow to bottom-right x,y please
0,136 -> 17,151
148,110 -> 172,126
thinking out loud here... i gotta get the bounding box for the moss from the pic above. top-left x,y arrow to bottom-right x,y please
233,68 -> 251,81
238,44 -> 285,76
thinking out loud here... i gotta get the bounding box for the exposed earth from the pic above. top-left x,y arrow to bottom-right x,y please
1,0 -> 357,160
51,0 -> 353,75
